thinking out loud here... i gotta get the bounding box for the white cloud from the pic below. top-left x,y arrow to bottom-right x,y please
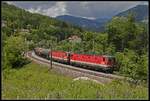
80,2 -> 89,7
27,2 -> 67,17
140,1 -> 148,5
9,1 -> 148,18
68,14 -> 96,20
43,2 -> 67,17
6,1 -> 14,5
28,6 -> 42,14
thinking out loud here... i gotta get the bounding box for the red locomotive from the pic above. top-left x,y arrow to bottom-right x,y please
34,48 -> 116,73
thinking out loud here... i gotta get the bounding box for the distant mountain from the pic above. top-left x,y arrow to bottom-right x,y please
56,15 -> 110,32
55,5 -> 148,32
94,17 -> 110,23
115,5 -> 148,22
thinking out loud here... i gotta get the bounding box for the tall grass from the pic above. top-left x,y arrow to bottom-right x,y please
2,62 -> 148,100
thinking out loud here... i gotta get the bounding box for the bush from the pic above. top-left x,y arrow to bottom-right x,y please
3,36 -> 28,69
115,49 -> 148,81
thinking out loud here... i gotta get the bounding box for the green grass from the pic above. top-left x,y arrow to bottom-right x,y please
2,62 -> 148,100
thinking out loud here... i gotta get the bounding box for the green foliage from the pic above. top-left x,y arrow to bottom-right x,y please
3,36 -> 28,69
56,40 -> 72,51
106,13 -> 148,81
2,62 -> 148,99
135,54 -> 148,81
106,14 -> 148,53
1,27 -> 13,37
106,16 -> 127,51
115,49 -> 148,81
105,43 -> 116,55
80,32 -> 116,55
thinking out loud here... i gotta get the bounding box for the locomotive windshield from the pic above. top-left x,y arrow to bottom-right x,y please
109,57 -> 115,63
103,55 -> 115,65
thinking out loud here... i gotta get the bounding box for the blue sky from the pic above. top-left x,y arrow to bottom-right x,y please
6,1 -> 148,19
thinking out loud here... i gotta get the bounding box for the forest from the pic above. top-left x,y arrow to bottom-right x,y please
2,2 -> 148,84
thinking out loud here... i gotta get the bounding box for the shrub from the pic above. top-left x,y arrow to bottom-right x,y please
115,49 -> 148,81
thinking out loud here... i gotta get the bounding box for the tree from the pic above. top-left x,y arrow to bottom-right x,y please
115,49 -> 148,81
134,53 -> 148,81
95,33 -> 108,54
106,13 -> 147,54
82,32 -> 96,53
3,36 -> 28,69
106,16 -> 129,51
56,40 -> 72,51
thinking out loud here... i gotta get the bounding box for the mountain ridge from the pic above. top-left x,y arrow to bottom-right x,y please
56,15 -> 109,32
55,4 -> 148,32
115,5 -> 148,22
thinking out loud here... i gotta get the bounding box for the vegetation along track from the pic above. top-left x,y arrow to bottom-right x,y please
26,51 -> 126,84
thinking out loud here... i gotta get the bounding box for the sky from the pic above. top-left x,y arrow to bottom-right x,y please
6,1 -> 148,19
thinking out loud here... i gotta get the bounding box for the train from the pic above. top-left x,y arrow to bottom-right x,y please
34,47 -> 116,73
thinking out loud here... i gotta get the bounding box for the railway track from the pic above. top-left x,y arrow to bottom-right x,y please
26,51 -> 126,84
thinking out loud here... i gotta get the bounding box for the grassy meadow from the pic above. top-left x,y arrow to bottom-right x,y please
2,62 -> 148,100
